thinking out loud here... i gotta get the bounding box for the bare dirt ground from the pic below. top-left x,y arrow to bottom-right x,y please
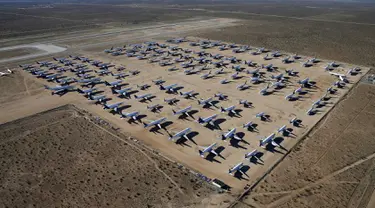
1,37 -> 367,192
1,2 -> 375,207
0,105 -> 233,208
234,76 -> 375,208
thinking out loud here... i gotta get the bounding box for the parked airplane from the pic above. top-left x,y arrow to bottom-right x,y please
160,83 -> 178,93
147,104 -> 162,113
259,84 -> 270,95
197,114 -> 218,126
271,73 -> 284,81
114,87 -> 132,98
164,97 -> 178,105
298,78 -> 311,87
214,93 -> 227,100
179,90 -> 196,99
246,68 -> 260,76
221,128 -> 242,140
143,117 -> 167,129
285,69 -> 298,76
78,77 -> 102,87
201,71 -> 213,79
221,105 -> 240,116
137,83 -> 151,90
103,102 -> 123,113
198,97 -> 215,107
228,162 -> 245,176
237,81 -> 249,91
134,93 -> 153,102
44,85 -> 75,95
168,128 -> 192,141
329,72 -> 348,83
239,100 -> 252,108
245,150 -> 260,160
152,78 -> 165,85
199,143 -> 218,158
45,73 -> 63,82
0,69 -> 13,77
89,94 -> 107,103
277,125 -> 291,135
37,61 -> 52,67
259,133 -> 278,147
105,80 -> 123,88
111,72 -> 128,79
172,106 -> 193,118
120,111 -> 140,122
243,121 -> 257,131
77,88 -> 97,96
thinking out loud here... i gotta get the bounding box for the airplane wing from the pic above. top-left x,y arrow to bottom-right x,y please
271,141 -> 280,147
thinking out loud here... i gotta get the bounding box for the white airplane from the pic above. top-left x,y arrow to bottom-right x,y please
285,91 -> 298,101
259,84 -> 270,95
160,83 -> 178,93
121,111 -> 140,122
231,72 -> 240,79
329,72 -> 348,83
114,87 -> 132,98
307,107 -> 316,115
103,102 -> 123,113
77,88 -> 97,96
237,81 -> 249,91
259,133 -> 279,147
298,77 -> 310,86
246,68 -> 260,76
180,90 -> 195,99
168,128 -> 191,141
147,104 -> 162,113
197,114 -> 218,125
198,97 -> 215,107
239,100 -> 252,108
255,112 -> 268,121
214,68 -> 225,75
221,128 -> 242,140
164,97 -> 178,105
200,71 -> 213,79
134,93 -> 153,102
228,162 -> 245,176
220,105 -> 240,116
277,125 -> 290,134
214,93 -> 227,100
172,106 -> 193,118
199,143 -> 218,158
220,78 -> 230,84
0,69 -> 13,77
143,117 -> 167,129
245,149 -> 260,159
271,73 -> 284,81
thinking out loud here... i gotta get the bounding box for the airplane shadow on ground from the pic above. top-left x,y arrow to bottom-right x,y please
178,110 -> 199,120
206,118 -> 226,130
234,165 -> 250,181
265,137 -> 287,154
229,138 -> 247,149
250,152 -> 265,165
205,146 -> 226,163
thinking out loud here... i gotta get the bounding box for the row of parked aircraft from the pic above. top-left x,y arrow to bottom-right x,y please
21,37 -> 361,182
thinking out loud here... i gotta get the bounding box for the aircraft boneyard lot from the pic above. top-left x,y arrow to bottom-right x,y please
4,37 -> 368,191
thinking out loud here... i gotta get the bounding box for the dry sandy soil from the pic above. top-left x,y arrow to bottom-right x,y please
1,37 -> 367,193
233,76 -> 375,208
0,105 -> 233,208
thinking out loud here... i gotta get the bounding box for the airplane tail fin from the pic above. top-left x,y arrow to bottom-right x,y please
159,85 -> 165,90
104,81 -> 110,86
197,117 -> 203,123
220,107 -> 225,112
134,95 -> 138,99
77,88 -> 83,94
43,85 -> 50,90
143,122 -> 148,128
198,150 -> 204,157
172,109 -> 176,115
